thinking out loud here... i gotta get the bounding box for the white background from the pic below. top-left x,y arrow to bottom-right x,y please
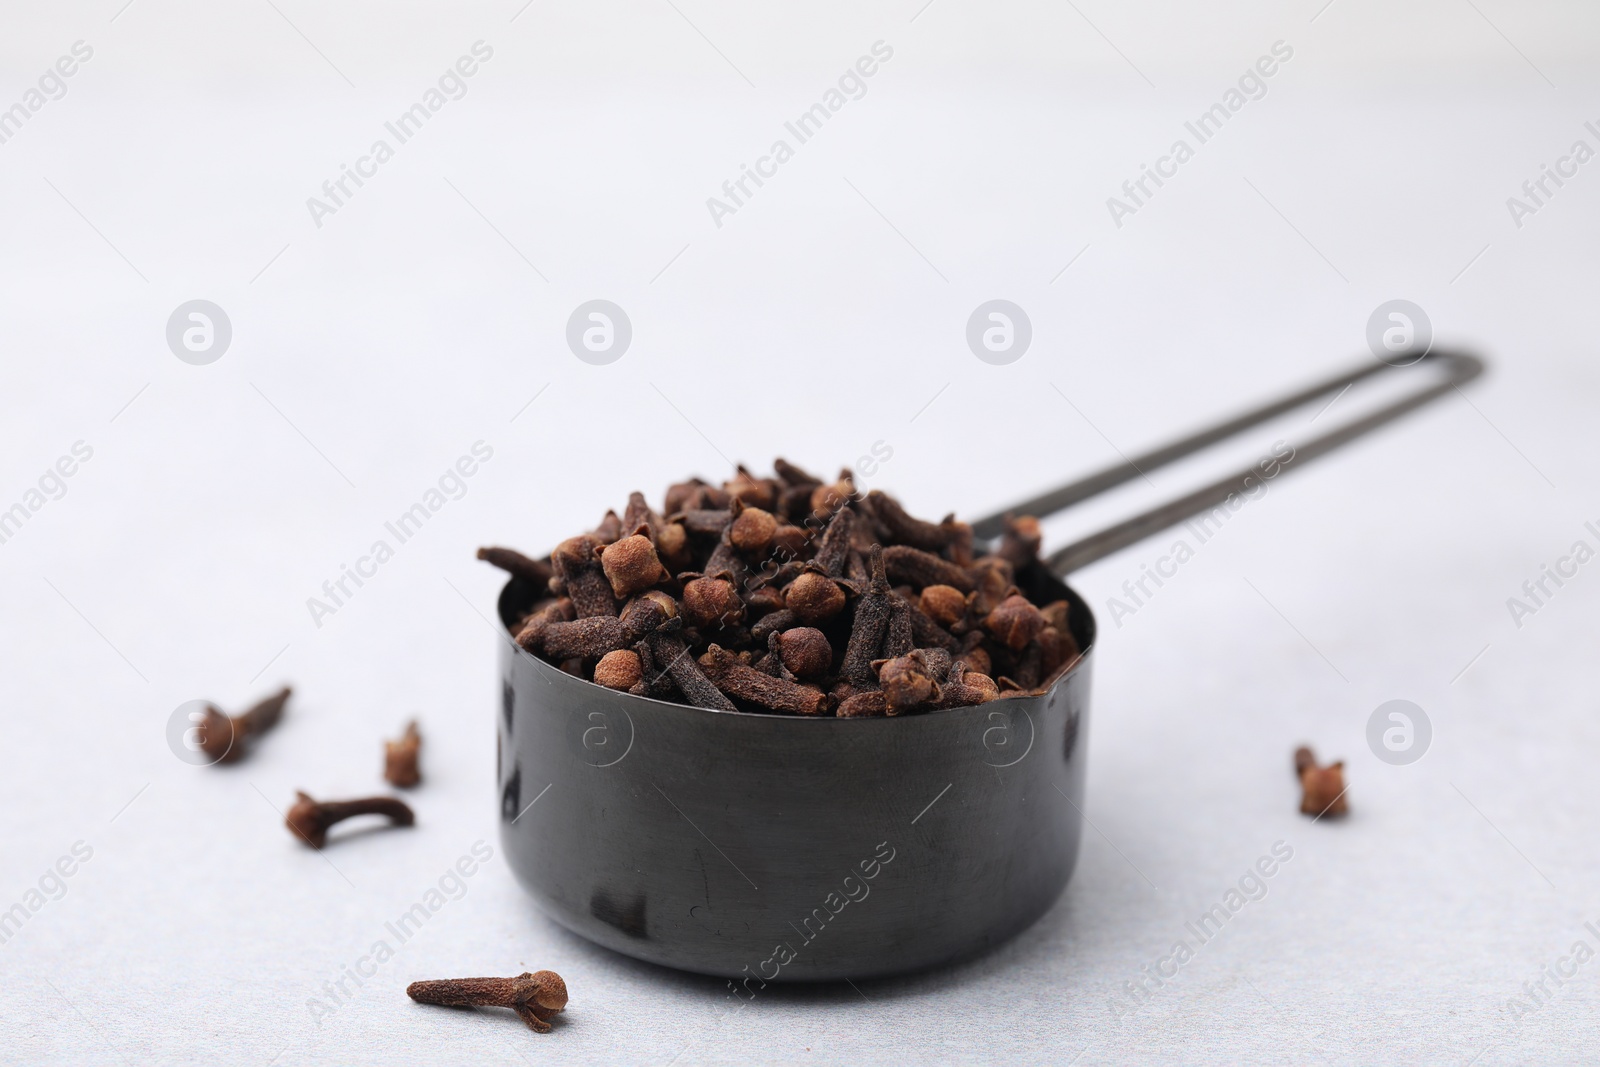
2,1 -> 1598,1063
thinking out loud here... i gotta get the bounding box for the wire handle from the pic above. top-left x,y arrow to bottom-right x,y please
971,350 -> 1486,575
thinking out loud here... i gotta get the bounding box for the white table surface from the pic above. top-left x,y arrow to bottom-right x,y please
3,2 -> 1598,1063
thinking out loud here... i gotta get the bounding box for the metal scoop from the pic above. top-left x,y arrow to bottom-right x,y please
495,349 -> 1483,981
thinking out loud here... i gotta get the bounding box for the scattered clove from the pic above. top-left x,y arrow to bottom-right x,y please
285,791 -> 415,849
407,970 -> 568,1034
196,686 -> 291,765
1294,746 -> 1349,818
384,720 -> 422,788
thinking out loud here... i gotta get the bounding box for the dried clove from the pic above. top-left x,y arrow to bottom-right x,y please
594,649 -> 643,690
551,535 -> 616,618
196,686 -> 291,764
997,514 -> 1043,570
729,506 -> 778,554
809,470 -> 856,520
811,506 -> 855,577
285,792 -> 414,849
955,630 -> 991,676
772,627 -> 832,679
724,465 -> 778,509
513,598 -> 576,649
641,619 -> 735,711
882,545 -> 973,592
866,490 -> 966,558
836,690 -> 888,718
773,457 -> 821,487
598,533 -> 668,598
591,510 -> 623,544
985,594 -> 1047,651
769,522 -> 811,558
407,970 -> 568,1034
904,595 -> 961,653
629,640 -> 676,699
875,650 -> 946,714
883,596 -> 914,659
966,557 -> 1015,617
664,478 -> 709,516
931,661 -> 999,708
702,527 -> 749,586
749,608 -> 799,644
622,490 -> 662,541
743,583 -> 786,617
918,584 -> 967,628
840,545 -> 892,688
522,594 -> 670,659
384,720 -> 422,788
1039,599 -> 1071,633
680,574 -> 744,629
699,645 -> 827,715
675,507 -> 736,536
784,570 -> 847,624
1295,746 -> 1349,818
476,546 -> 553,586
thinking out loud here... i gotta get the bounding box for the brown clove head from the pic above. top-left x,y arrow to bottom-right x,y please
594,649 -> 643,691
773,627 -> 832,679
729,506 -> 778,554
195,704 -> 237,763
984,594 -> 1046,651
785,571 -> 846,624
522,969 -> 568,1012
875,650 -> 942,714
919,584 -> 966,627
598,533 -> 668,598
680,575 -> 743,629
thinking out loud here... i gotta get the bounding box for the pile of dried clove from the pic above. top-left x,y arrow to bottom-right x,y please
478,460 -> 1082,717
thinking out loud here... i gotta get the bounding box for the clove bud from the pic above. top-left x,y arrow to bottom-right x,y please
285,792 -> 414,849
196,686 -> 291,765
384,720 -> 422,788
407,970 -> 568,1034
1294,746 -> 1349,818
598,533 -> 668,598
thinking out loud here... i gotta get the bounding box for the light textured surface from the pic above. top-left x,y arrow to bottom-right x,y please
1,2 -> 1597,1064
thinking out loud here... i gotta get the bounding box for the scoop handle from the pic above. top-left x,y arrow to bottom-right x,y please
970,350 -> 1486,575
